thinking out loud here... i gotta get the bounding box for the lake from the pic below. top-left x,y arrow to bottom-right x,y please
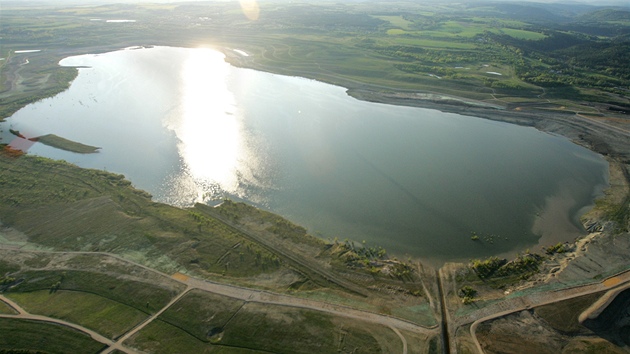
1,46 -> 608,264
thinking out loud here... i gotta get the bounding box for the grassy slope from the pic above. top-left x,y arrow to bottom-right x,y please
1,251 -> 186,339
0,301 -> 17,315
128,320 -> 256,354
534,292 -> 604,334
0,152 -> 288,279
131,290 -> 403,354
0,318 -> 106,353
7,290 -> 148,339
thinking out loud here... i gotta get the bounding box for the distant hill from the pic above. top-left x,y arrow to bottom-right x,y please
578,8 -> 630,22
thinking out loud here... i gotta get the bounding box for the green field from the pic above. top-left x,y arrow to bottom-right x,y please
221,302 -> 401,353
383,20 -> 546,40
8,269 -> 181,314
128,319 -> 255,354
391,303 -> 438,327
534,292 -> 605,334
376,15 -> 414,30
0,301 -> 17,315
0,318 -> 106,353
158,289 -> 246,342
128,289 -> 407,353
7,290 -> 148,339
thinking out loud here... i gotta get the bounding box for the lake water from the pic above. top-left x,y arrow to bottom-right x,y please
1,46 -> 608,264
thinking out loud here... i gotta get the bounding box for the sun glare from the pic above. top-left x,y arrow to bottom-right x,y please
239,0 -> 260,21
172,49 -> 242,197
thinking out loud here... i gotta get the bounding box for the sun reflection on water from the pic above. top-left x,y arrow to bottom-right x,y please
166,48 -> 243,203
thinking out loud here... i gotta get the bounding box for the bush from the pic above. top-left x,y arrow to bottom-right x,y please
459,285 -> 477,298
543,242 -> 567,255
470,257 -> 506,278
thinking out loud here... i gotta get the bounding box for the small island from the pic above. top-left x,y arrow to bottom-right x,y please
31,134 -> 100,154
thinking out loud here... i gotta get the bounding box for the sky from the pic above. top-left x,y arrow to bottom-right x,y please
11,0 -> 629,3
7,0 -> 630,8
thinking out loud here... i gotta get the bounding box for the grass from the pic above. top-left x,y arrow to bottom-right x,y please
128,319 -> 254,354
216,200 -> 325,249
0,301 -> 17,314
0,152 -> 287,278
382,21 -> 546,41
498,28 -> 547,40
391,303 -> 438,327
293,290 -> 379,312
220,302 -> 387,353
158,288 -> 416,351
0,317 -> 106,353
8,269 -> 180,316
591,163 -> 630,233
7,290 -> 148,339
0,259 -> 20,274
0,64 -> 78,119
382,37 -> 476,49
534,291 -> 605,334
375,15 -> 414,30
158,289 -> 245,342
606,194 -> 630,232
387,28 -> 407,35
134,299 -> 403,353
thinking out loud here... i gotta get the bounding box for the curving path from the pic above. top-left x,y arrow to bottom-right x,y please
389,325 -> 408,354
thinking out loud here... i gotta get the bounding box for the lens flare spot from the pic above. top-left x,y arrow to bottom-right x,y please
239,0 -> 260,21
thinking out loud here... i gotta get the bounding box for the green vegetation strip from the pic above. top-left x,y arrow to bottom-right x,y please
7,290 -> 148,339
8,269 -> 178,316
220,302 -> 384,353
149,289 -> 402,353
33,134 -> 100,154
128,320 -> 254,354
0,317 -> 106,353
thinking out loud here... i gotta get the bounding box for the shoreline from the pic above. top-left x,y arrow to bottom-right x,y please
222,48 -> 629,164
223,48 -> 630,274
3,44 -> 628,266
